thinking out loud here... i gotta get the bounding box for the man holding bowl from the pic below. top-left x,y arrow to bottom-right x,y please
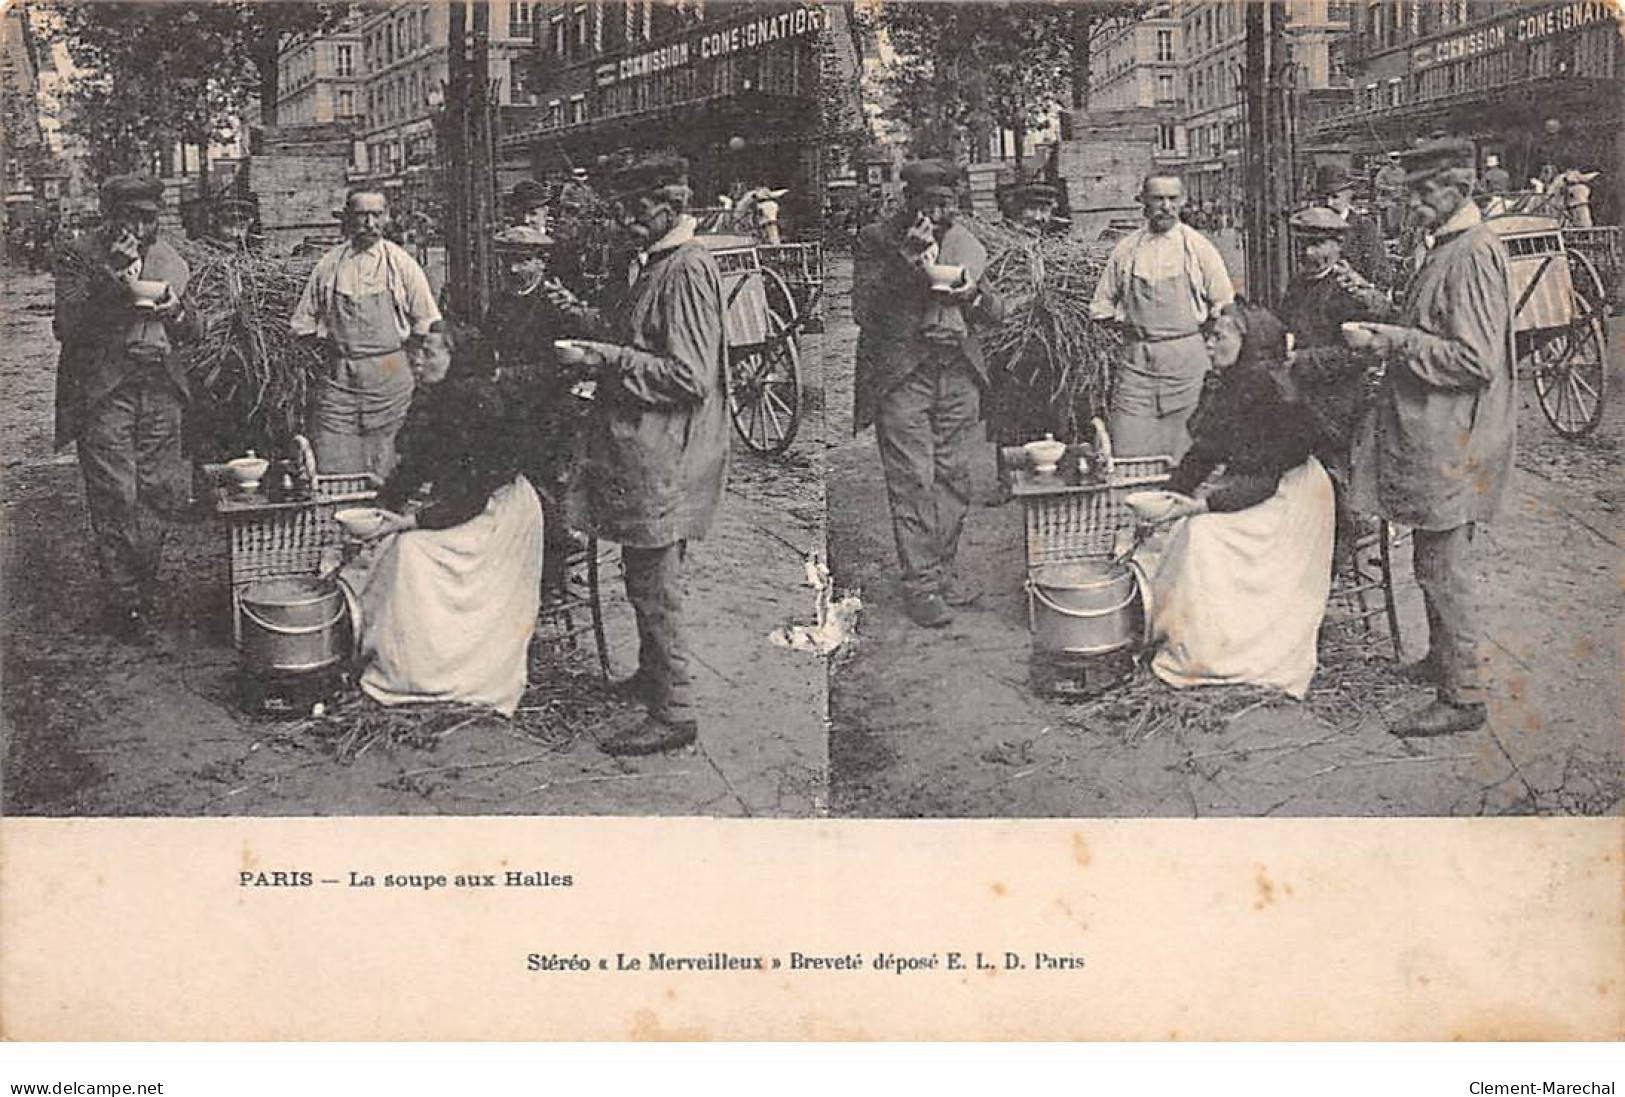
1340,142 -> 1516,739
52,173 -> 198,643
550,152 -> 727,756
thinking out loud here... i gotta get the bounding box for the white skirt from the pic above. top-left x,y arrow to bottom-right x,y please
1135,456 -> 1334,699
340,475 -> 544,716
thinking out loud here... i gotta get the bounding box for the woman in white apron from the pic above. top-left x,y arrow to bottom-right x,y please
338,353 -> 545,717
1132,302 -> 1335,699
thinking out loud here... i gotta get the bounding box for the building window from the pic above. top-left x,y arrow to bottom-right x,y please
569,93 -> 586,125
509,2 -> 532,39
1155,28 -> 1173,62
1157,72 -> 1174,101
551,13 -> 567,56
1157,122 -> 1176,152
575,5 -> 589,47
338,89 -> 354,117
1387,76 -> 1401,107
548,98 -> 563,128
336,43 -> 354,77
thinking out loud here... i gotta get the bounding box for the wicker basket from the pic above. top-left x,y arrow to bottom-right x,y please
215,472 -> 380,644
1021,454 -> 1175,567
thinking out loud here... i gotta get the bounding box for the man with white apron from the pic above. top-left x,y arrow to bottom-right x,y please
1090,175 -> 1234,461
290,190 -> 443,476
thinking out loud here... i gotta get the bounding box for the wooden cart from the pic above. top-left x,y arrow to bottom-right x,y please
696,232 -> 808,456
1488,214 -> 1611,438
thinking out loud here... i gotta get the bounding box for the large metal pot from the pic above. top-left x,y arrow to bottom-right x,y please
1026,558 -> 1144,656
237,576 -> 347,673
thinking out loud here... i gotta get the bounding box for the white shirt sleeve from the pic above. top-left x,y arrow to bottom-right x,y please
1089,237 -> 1133,322
395,248 -> 441,335
289,262 -> 326,338
1193,231 -> 1235,315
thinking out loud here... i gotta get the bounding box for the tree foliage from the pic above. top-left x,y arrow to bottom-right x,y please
868,0 -> 1151,163
43,1 -> 348,179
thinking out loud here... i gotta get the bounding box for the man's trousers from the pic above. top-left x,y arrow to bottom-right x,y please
874,357 -> 982,601
622,541 -> 695,725
1412,523 -> 1484,706
78,363 -> 186,613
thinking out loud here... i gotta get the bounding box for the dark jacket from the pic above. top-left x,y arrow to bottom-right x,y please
585,232 -> 728,547
1278,259 -> 1395,457
1166,308 -> 1319,513
52,231 -> 198,448
851,212 -> 1006,433
377,372 -> 529,531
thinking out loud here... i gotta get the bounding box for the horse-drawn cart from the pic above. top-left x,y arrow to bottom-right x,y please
1487,214 -> 1611,438
696,232 -> 812,456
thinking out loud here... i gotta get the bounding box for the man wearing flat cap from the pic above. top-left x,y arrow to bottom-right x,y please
852,156 -> 1006,628
1340,141 -> 1515,739
52,173 -> 199,642
290,188 -> 443,477
1279,205 -> 1395,571
1089,173 -> 1234,462
1315,163 -> 1389,288
550,151 -> 728,755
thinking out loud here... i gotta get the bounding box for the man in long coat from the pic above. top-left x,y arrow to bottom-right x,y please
558,153 -> 728,755
852,158 -> 1005,627
53,174 -> 199,642
1342,144 -> 1516,738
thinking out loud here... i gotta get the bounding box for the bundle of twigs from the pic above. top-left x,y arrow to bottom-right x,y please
173,240 -> 324,444
965,215 -> 1123,442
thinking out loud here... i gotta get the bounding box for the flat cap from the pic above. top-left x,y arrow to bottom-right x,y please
102,174 -> 163,213
605,152 -> 688,196
493,224 -> 554,249
1400,141 -> 1474,185
1288,205 -> 1350,235
899,158 -> 959,195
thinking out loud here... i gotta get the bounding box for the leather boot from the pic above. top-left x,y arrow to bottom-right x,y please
1396,652 -> 1440,685
939,575 -> 983,607
604,669 -> 650,702
905,591 -> 953,628
1392,699 -> 1487,738
601,714 -> 698,756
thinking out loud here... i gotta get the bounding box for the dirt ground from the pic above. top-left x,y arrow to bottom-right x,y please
824,250 -> 1623,818
1,266 -> 828,817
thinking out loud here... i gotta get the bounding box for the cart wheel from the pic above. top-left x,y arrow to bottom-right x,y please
728,306 -> 802,455
1532,253 -> 1608,438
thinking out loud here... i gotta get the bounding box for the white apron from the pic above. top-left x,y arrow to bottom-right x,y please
1134,456 -> 1334,699
340,475 -> 544,716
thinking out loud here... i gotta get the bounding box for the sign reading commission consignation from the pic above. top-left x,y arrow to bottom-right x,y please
1409,0 -> 1614,69
598,5 -> 828,85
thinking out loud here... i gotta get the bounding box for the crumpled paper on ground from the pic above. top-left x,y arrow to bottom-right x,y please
769,554 -> 862,656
